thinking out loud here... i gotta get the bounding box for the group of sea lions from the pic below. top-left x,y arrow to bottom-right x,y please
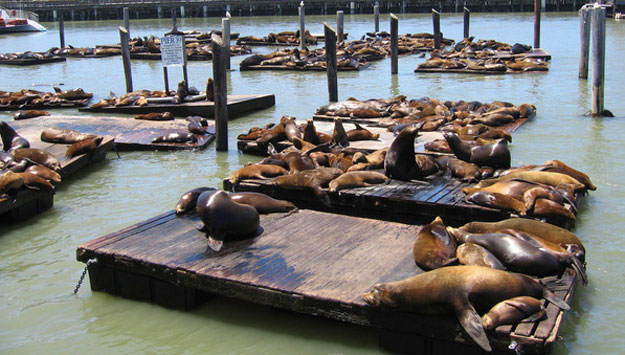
237,29 -> 318,46
363,215 -> 584,352
417,37 -> 549,73
174,187 -> 296,251
126,34 -> 251,60
0,88 -> 93,110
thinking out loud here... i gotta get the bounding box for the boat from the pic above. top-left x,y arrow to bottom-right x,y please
0,7 -> 46,33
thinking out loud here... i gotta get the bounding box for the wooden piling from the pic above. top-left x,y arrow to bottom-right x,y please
163,67 -> 169,93
59,13 -> 65,48
390,14 -> 398,75
324,23 -> 338,102
579,6 -> 591,79
119,26 -> 133,93
123,7 -> 129,34
222,17 -> 231,70
432,9 -> 441,50
463,7 -> 470,39
211,34 -> 229,151
534,0 -> 541,49
337,10 -> 344,42
374,3 -> 380,33
591,5 -> 606,116
299,3 -> 306,50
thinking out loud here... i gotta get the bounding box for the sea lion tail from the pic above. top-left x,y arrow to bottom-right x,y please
455,300 -> 492,352
541,288 -> 570,311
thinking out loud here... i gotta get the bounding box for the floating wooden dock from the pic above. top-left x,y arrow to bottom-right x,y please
10,115 -> 214,151
76,208 -> 578,354
223,176 -> 576,229
415,67 -> 549,75
79,94 -> 275,119
240,63 -> 371,72
0,57 -> 66,66
129,52 -> 212,61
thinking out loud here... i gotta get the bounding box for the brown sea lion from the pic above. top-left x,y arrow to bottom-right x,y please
424,138 -> 453,153
456,243 -> 505,270
187,121 -> 210,135
229,164 -> 288,184
414,154 -> 440,177
152,132 -> 198,144
12,148 -> 60,172
481,296 -> 546,330
346,123 -> 380,141
362,265 -> 569,352
284,117 -> 301,142
333,117 -> 348,146
256,116 -> 289,144
54,88 -> 93,100
352,149 -> 387,169
474,171 -> 585,193
0,170 -> 24,195
196,190 -> 260,252
545,160 -> 596,191
25,165 -> 62,184
13,110 -> 50,120
463,179 -> 567,213
444,133 -> 510,168
466,190 -> 529,215
16,172 -> 55,194
175,187 -> 217,214
384,125 -> 423,181
173,80 -> 187,104
65,137 -> 102,158
272,167 -> 342,203
328,153 -> 353,172
135,112 -> 174,121
412,216 -> 458,271
206,77 -> 214,101
447,218 -> 585,262
0,121 -> 30,152
230,192 -> 297,213
328,171 -> 389,192
438,156 -> 482,182
303,119 -> 320,144
41,128 -> 99,144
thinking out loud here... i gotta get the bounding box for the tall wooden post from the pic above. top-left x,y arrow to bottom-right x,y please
432,9 -> 441,50
119,26 -> 133,93
163,67 -> 169,93
337,10 -> 344,42
222,17 -> 231,70
579,5 -> 591,79
374,3 -> 380,33
324,23 -> 338,102
591,5 -> 606,116
211,34 -> 229,151
534,0 -> 541,48
299,2 -> 306,50
463,7 -> 470,39
59,13 -> 65,48
390,14 -> 398,75
123,7 -> 130,34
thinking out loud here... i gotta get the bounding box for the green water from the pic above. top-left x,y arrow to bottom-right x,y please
1,12 -> 624,354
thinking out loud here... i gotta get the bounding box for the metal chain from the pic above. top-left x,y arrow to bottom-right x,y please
73,258 -> 97,295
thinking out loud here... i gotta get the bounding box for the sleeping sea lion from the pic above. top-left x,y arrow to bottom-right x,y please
474,171 -> 586,193
229,164 -> 288,184
196,190 -> 260,252
444,132 -> 510,169
13,110 -> 50,120
328,171 -> 389,192
412,216 -> 458,271
41,128 -> 99,144
152,132 -> 197,144
24,165 -> 62,184
16,172 -> 55,194
0,121 -> 30,152
437,156 -> 482,182
135,112 -> 174,121
384,125 -> 423,181
65,137 -> 103,158
175,187 -> 217,214
230,192 -> 297,213
273,167 -> 342,204
346,123 -> 379,141
481,296 -> 546,330
456,243 -> 505,270
12,148 -> 60,172
0,170 -> 24,195
362,265 -> 570,352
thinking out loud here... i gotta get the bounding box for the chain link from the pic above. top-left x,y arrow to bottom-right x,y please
73,258 -> 97,295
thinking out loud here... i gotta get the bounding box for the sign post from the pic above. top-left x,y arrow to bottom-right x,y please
161,15 -> 189,94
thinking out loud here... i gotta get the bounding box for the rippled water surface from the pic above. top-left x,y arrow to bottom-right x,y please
1,12 -> 624,354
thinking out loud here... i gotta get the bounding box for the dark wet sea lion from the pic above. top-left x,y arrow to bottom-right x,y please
384,125 -> 422,181
13,110 -> 50,120
362,265 -> 569,352
16,172 -> 55,194
481,296 -> 546,330
135,112 -> 174,121
414,154 -> 440,177
328,171 -> 389,192
1,121 -> 30,152
229,164 -> 288,184
152,132 -> 197,144
333,117 -> 348,146
188,121 -> 210,135
412,216 -> 458,271
230,192 -> 297,213
205,77 -> 214,101
456,243 -> 505,270
466,190 -> 529,215
173,80 -> 188,104
0,170 -> 24,195
303,119 -> 320,144
175,187 -> 217,214
25,165 -> 61,184
12,148 -> 60,172
444,133 -> 510,169
65,137 -> 102,158
196,190 -> 260,252
41,128 -> 99,144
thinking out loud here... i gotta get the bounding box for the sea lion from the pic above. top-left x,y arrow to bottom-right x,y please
229,164 -> 288,184
230,192 -> 297,213
172,80 -> 188,104
414,154 -> 440,177
54,88 -> 93,100
333,117 -> 349,146
328,171 -> 389,192
412,216 -> 458,271
362,265 -> 570,352
16,172 -> 55,194
0,121 -> 30,152
303,119 -> 320,144
41,128 -> 99,144
12,148 -> 60,172
152,132 -> 198,144
544,160 -> 596,191
135,112 -> 174,121
456,243 -> 505,270
474,171 -> 586,193
24,165 -> 62,184
256,116 -> 289,144
284,117 -> 301,142
465,190 -> 529,215
346,123 -> 379,141
65,137 -> 102,158
424,138 -> 453,153
196,190 -> 260,252
481,296 -> 546,330
438,156 -> 482,182
384,125 -> 423,181
272,167 -> 342,203
444,133 -> 510,169
206,77 -> 214,101
13,110 -> 50,120
0,170 -> 24,195
188,121 -> 210,135
175,187 -> 217,214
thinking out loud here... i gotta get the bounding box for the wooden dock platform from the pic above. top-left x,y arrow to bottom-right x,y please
79,94 -> 275,119
414,67 -> 549,75
240,63 -> 370,72
76,208 -> 578,354
0,57 -> 66,66
10,115 -> 215,151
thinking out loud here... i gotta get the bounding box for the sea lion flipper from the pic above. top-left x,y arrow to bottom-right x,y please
207,236 -> 224,252
455,301 -> 492,352
542,288 -> 570,311
570,257 -> 588,286
196,223 -> 209,233
520,309 -> 547,323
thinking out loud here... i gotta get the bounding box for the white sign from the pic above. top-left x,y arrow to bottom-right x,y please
161,35 -> 185,67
